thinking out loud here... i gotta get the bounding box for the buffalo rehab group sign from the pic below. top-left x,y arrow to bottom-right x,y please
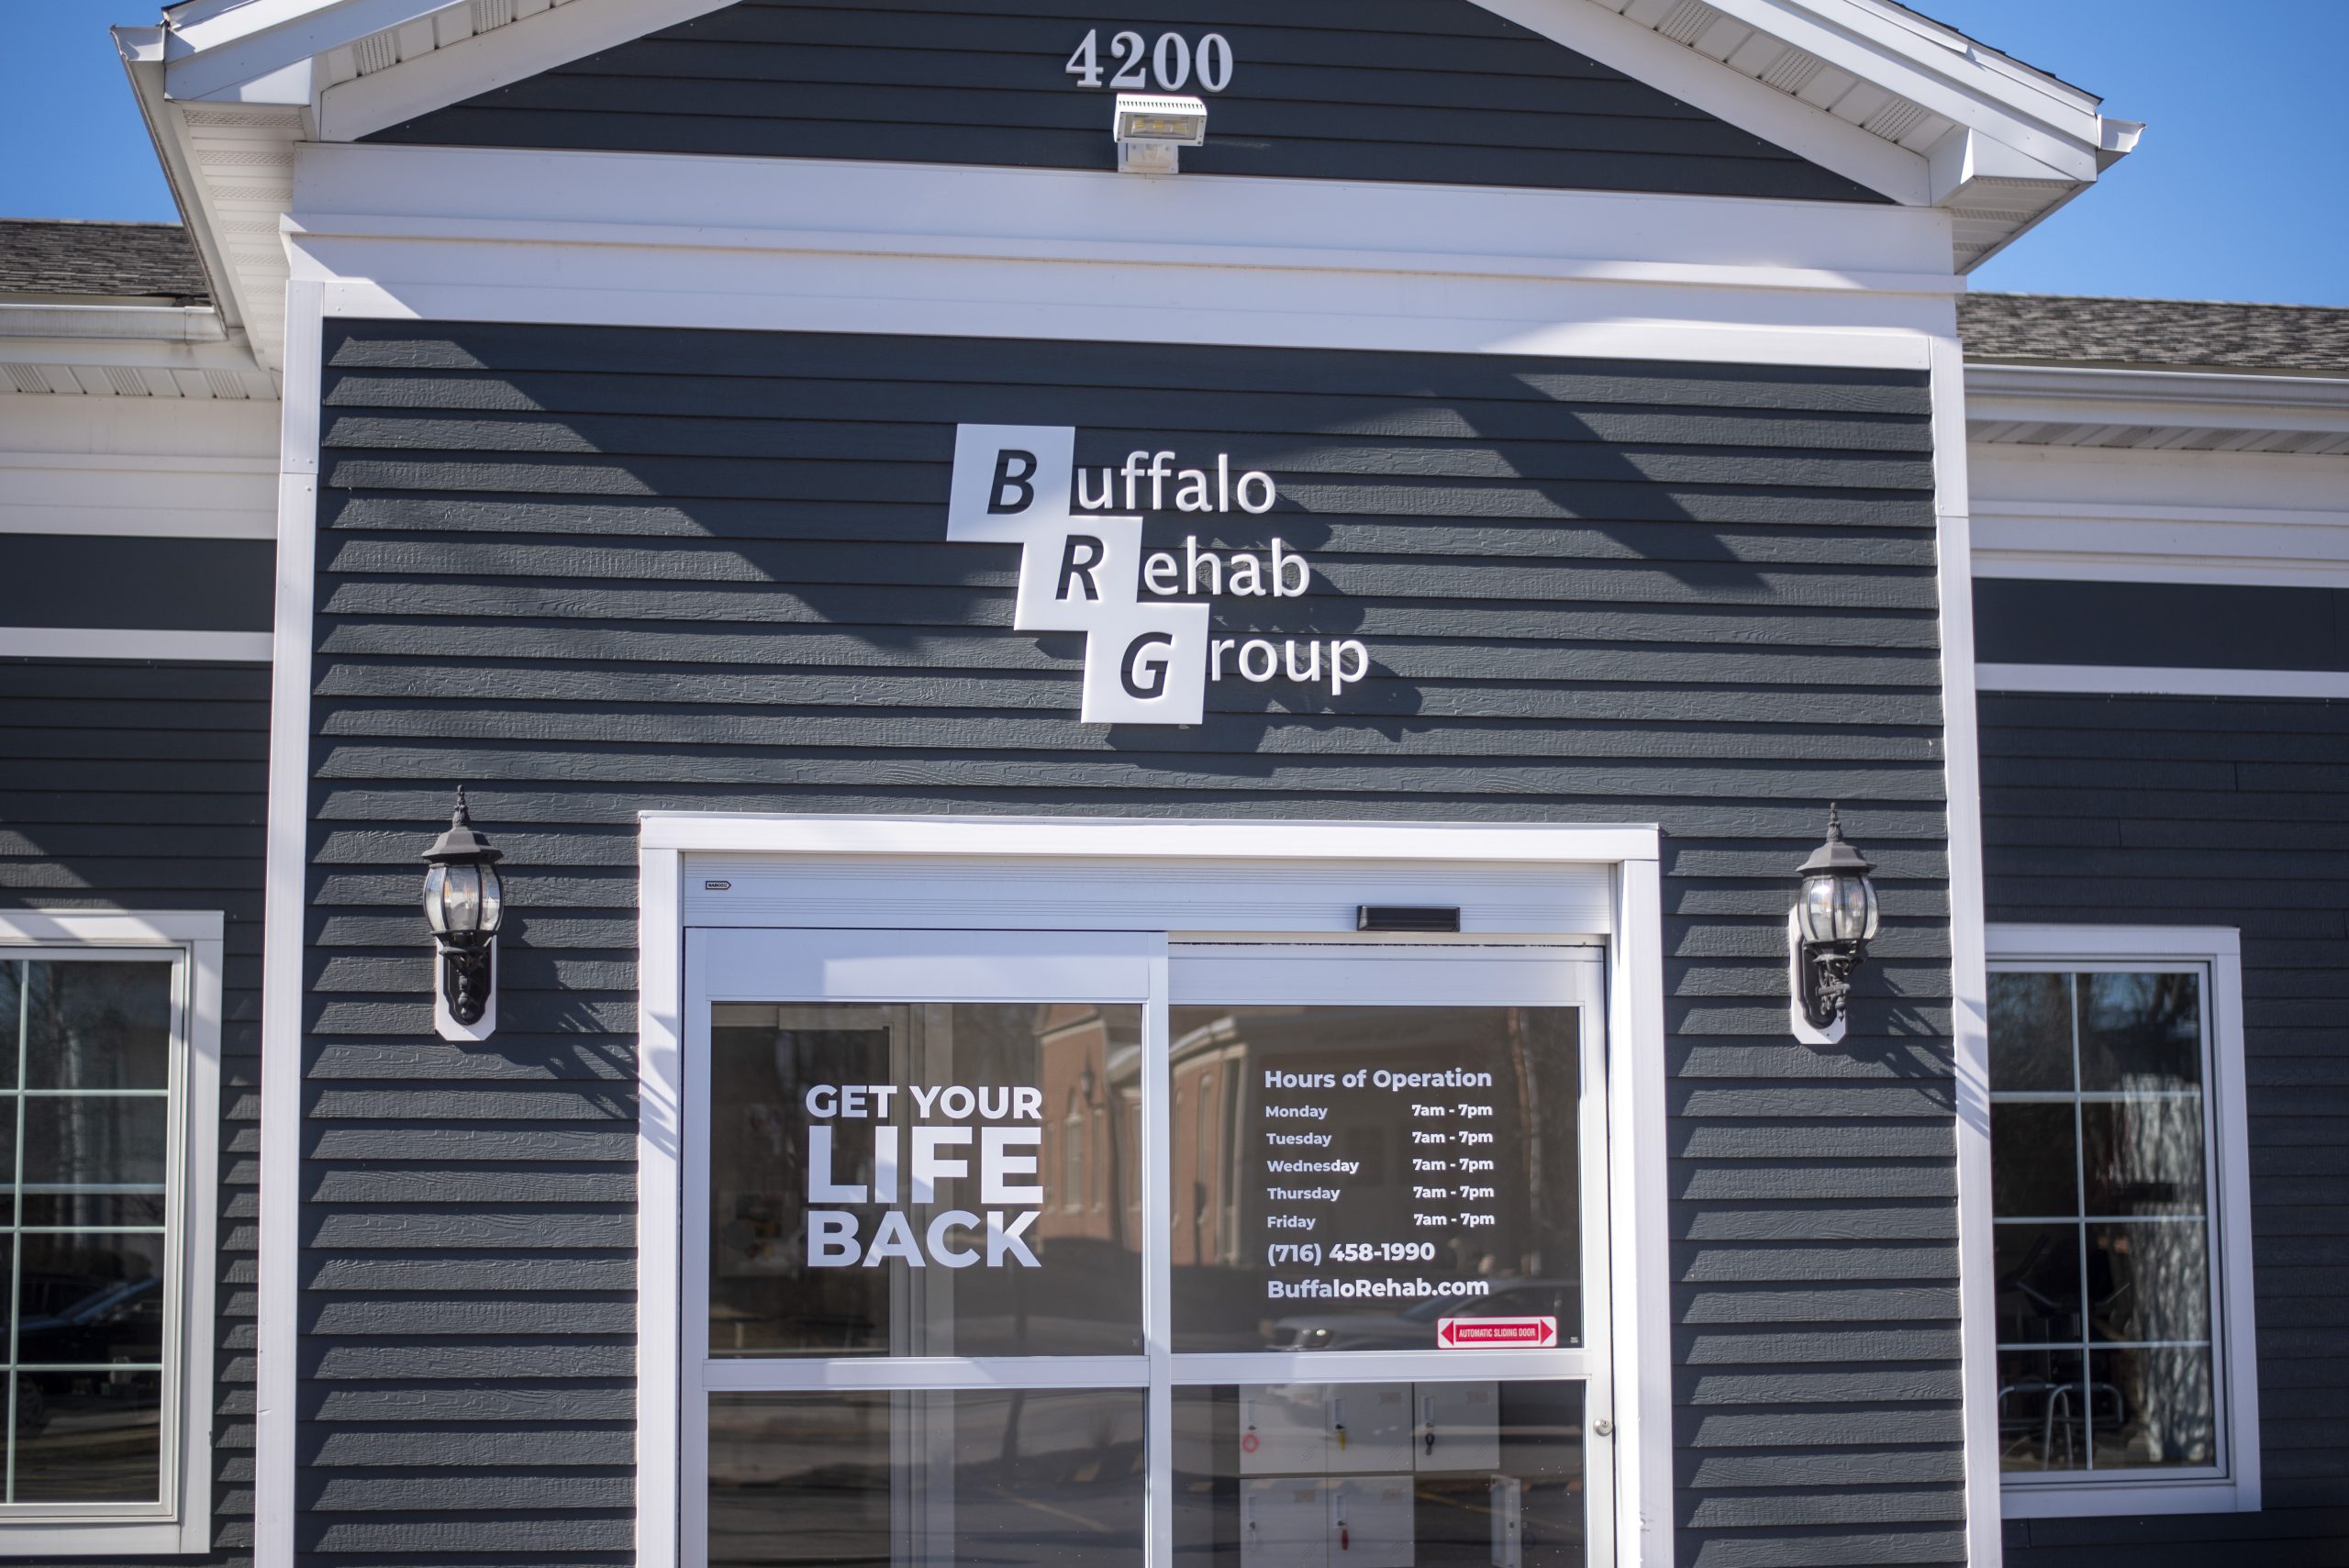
948,424 -> 1370,725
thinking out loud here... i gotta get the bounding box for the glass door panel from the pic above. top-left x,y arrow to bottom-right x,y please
710,1388 -> 1147,1568
686,931 -> 1610,1568
1165,946 -> 1609,1568
708,999 -> 1144,1358
1164,1004 -> 1581,1355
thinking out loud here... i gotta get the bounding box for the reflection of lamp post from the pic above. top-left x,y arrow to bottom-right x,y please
1789,806 -> 1878,1044
1080,1062 -> 1097,1104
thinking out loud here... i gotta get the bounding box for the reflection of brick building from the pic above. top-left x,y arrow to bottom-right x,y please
1036,1004 -> 1140,1247
1168,1016 -> 1251,1268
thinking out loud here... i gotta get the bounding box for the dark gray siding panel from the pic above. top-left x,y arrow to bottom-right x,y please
0,536 -> 275,633
1981,692 -> 2349,1565
1975,578 -> 2349,673
0,656 -> 269,1565
306,319 -> 1953,1566
364,0 -> 1889,203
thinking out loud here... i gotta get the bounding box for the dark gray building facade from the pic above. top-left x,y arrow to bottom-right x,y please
3,5 -> 2342,1568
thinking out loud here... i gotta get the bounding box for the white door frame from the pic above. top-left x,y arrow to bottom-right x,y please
636,813 -> 1673,1568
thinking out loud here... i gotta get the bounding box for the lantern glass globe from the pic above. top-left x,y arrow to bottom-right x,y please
424,861 -> 504,938
1800,871 -> 1877,945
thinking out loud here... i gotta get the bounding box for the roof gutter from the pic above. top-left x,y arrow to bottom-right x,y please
0,303 -> 230,343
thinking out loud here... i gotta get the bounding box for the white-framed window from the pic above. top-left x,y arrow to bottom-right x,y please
0,912 -> 219,1557
1987,924 -> 2259,1518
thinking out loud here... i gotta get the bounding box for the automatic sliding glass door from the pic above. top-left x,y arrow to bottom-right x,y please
684,931 -> 1609,1568
1165,945 -> 1613,1568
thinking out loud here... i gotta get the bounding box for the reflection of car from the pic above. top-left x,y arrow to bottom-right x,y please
1267,1280 -> 1580,1351
15,1273 -> 165,1370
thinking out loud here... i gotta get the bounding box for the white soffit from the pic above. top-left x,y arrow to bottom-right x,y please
1520,0 -> 2138,269
1966,365 -> 2349,457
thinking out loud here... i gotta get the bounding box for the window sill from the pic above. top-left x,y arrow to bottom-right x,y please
0,1517 -> 205,1557
2002,1478 -> 2258,1518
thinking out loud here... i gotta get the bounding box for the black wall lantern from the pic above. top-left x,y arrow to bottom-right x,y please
1789,805 -> 1878,1043
421,788 -> 505,1037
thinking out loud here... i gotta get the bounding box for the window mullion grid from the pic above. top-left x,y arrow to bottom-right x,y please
2070,974 -> 2093,1472
6,960 -> 26,1505
2197,962 -> 2229,1479
1141,967 -> 1174,1568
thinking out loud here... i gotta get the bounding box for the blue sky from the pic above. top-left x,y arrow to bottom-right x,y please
3,0 -> 2341,306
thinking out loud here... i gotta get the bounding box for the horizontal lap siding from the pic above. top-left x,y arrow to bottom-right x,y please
363,0 -> 1885,202
0,657 -> 268,1565
1981,693 -> 2349,1564
306,319 -> 1952,1567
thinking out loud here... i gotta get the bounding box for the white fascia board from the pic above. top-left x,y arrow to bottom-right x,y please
164,0 -> 451,100
1847,0 -> 2102,123
0,332 -> 262,377
1967,364 -> 2349,437
1698,0 -> 2106,180
1473,0 -> 1930,204
320,0 -> 742,140
114,28 -> 247,338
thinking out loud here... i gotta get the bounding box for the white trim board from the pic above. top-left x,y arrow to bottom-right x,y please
292,141 -> 1957,282
1976,663 -> 2349,700
284,144 -> 1959,371
0,627 -> 273,662
1984,924 -> 2260,1520
1969,499 -> 2349,590
253,277 -> 326,1568
1926,318 -> 2002,1568
0,909 -> 223,1557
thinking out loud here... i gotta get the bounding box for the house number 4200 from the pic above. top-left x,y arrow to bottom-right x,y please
1065,29 -> 1235,94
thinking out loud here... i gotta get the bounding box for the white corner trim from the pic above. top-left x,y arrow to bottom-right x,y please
0,908 -> 222,1556
636,843 -> 684,1568
1608,855 -> 1674,1568
1976,663 -> 2349,700
1984,924 -> 2261,1518
1928,324 -> 2003,1568
254,277 -> 325,1568
0,628 -> 274,662
320,0 -> 740,140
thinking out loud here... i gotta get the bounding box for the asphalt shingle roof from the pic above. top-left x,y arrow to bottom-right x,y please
1960,292 -> 2349,375
0,218 -> 209,302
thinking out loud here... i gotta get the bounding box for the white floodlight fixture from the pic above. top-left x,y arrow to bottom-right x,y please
1114,92 -> 1208,174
